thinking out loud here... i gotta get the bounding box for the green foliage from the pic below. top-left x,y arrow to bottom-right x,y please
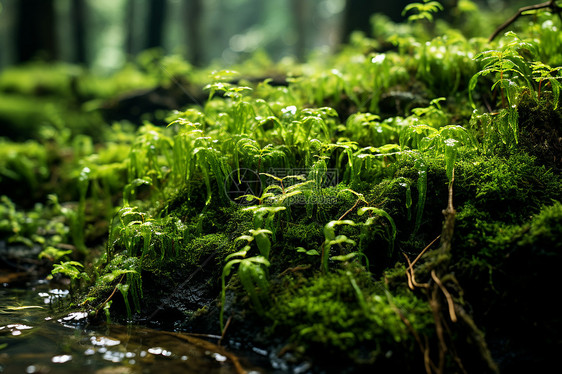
0,63 -> 79,97
88,254 -> 143,320
70,167 -> 90,255
469,108 -> 517,151
126,124 -> 174,203
402,0 -> 443,23
533,15 -> 562,66
470,32 -> 536,109
111,206 -> 186,263
268,270 -> 432,356
51,261 -> 86,280
220,237 -> 271,331
0,139 -> 49,200
466,30 -> 562,149
358,206 -> 397,256
530,61 -> 562,108
321,220 -> 357,273
5,5 -> 562,370
242,205 -> 285,237
0,195 -> 72,259
51,261 -> 90,291
233,139 -> 287,176
414,33 -> 478,96
343,113 -> 399,147
219,214 -> 278,331
259,173 -> 315,206
400,101 -> 476,184
456,153 -> 562,222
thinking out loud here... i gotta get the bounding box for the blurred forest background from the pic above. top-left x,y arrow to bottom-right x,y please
0,0 -> 527,73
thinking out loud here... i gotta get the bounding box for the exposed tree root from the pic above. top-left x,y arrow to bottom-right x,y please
403,252 -> 429,289
454,304 -> 500,374
278,264 -> 311,277
402,169 -> 499,373
160,329 -> 247,374
403,235 -> 440,290
431,270 -> 457,323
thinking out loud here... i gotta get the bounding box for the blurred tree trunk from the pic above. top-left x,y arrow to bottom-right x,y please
291,0 -> 306,61
343,0 -> 462,42
71,0 -> 87,64
125,0 -> 136,57
15,0 -> 57,62
184,0 -> 203,66
146,0 -> 167,50
342,0 -> 410,41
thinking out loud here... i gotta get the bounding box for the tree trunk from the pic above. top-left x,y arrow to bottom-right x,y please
291,0 -> 306,61
15,0 -> 58,62
184,0 -> 203,66
71,0 -> 87,64
146,0 -> 167,50
125,0 -> 136,57
342,0 -> 410,42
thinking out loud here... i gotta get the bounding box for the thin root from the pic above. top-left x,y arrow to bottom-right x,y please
411,235 -> 441,268
431,270 -> 457,323
93,274 -> 125,318
403,252 -> 429,289
161,329 -> 247,374
278,264 -> 311,277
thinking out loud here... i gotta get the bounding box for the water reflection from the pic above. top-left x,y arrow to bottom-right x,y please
38,289 -> 69,304
0,281 -> 265,373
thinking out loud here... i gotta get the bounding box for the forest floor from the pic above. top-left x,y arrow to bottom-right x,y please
2,4 -> 562,373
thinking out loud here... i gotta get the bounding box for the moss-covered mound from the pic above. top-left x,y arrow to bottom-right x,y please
2,2 -> 562,373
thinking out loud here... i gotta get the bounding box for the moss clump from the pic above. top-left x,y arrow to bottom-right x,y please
267,268 -> 432,368
0,139 -> 50,205
517,91 -> 562,170
450,202 -> 562,371
455,153 -> 561,223
4,3 -> 562,372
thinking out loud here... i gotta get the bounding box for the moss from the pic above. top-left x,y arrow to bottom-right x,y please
80,124 -> 562,370
303,183 -> 365,222
0,139 -> 50,204
274,221 -> 323,272
281,221 -> 323,250
387,156 -> 449,248
448,202 -> 562,370
455,153 -> 562,223
181,233 -> 236,275
267,268 -> 431,366
519,201 -> 562,246
5,8 -> 561,372
444,152 -> 561,271
89,230 -> 237,325
517,90 -> 562,170
219,206 -> 254,239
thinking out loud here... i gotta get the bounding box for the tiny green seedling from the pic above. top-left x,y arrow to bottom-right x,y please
220,230 -> 273,331
402,0 -> 443,23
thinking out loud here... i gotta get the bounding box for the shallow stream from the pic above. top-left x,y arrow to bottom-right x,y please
0,279 -> 269,374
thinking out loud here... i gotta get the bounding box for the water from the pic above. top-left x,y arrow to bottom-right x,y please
0,280 -> 265,374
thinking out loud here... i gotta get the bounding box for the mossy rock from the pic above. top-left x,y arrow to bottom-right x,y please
266,268 -> 432,371
455,153 -> 562,223
452,202 -> 562,372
